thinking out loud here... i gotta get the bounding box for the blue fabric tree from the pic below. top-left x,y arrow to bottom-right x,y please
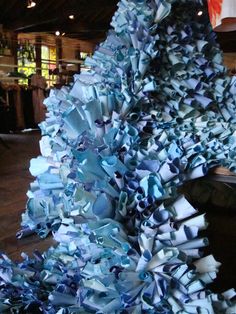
0,0 -> 236,312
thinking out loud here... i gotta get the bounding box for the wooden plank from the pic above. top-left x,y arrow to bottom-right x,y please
0,131 -> 55,260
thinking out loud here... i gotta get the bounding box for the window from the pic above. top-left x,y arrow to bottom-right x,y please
17,41 -> 36,84
17,42 -> 57,86
41,45 -> 57,86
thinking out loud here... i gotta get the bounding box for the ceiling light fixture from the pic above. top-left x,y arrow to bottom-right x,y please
69,15 -> 75,20
55,31 -> 61,36
197,10 -> 203,16
27,0 -> 36,9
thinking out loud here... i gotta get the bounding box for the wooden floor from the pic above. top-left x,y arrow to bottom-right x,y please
0,131 -> 56,261
0,131 -> 235,293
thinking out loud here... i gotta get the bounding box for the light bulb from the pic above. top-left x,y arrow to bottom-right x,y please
197,10 -> 203,16
69,15 -> 75,20
27,0 -> 36,8
55,31 -> 60,36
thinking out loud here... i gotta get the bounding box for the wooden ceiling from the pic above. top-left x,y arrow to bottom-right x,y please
0,0 -> 235,51
0,0 -> 118,42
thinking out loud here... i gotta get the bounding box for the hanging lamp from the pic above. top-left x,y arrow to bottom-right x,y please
27,0 -> 36,9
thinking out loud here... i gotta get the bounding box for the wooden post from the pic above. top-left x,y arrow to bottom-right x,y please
35,35 -> 41,74
56,37 -> 62,67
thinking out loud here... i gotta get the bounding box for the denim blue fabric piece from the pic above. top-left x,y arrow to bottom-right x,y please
1,0 -> 236,312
